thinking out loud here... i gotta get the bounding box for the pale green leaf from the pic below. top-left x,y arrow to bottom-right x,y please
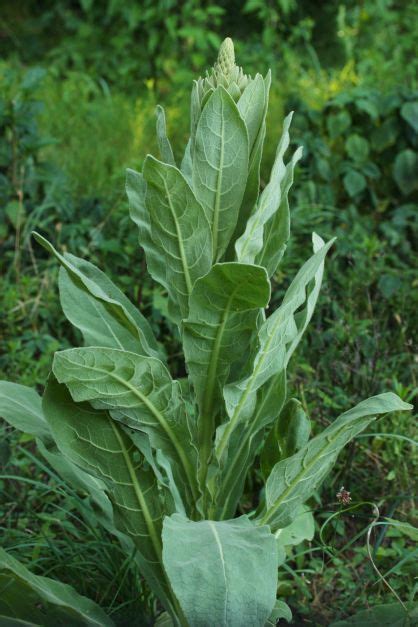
42,377 -> 178,617
213,371 -> 287,520
216,237 -> 334,462
143,156 -> 212,321
0,382 -> 48,440
237,74 -> 265,151
260,393 -> 412,530
183,262 -> 270,486
162,515 -> 278,627
236,113 -> 302,268
192,86 -> 249,261
156,105 -> 176,166
275,504 -> 315,546
33,232 -> 160,359
52,347 -> 199,508
0,548 -> 112,626
252,115 -> 303,276
180,139 -> 193,183
126,168 -> 168,282
227,72 -> 271,254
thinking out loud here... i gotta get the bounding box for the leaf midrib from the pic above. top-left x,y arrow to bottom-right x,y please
208,521 -> 229,625
162,178 -> 193,297
216,249 -> 329,461
109,418 -> 162,559
216,306 -> 291,460
108,368 -> 199,502
212,105 -> 225,261
259,417 -> 373,527
201,290 -> 236,419
61,355 -> 198,502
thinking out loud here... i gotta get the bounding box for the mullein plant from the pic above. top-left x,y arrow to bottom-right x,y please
0,39 -> 412,626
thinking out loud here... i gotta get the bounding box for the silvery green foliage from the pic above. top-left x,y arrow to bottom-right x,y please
0,39 -> 412,627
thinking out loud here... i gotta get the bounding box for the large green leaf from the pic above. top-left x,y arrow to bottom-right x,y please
260,393 -> 412,530
162,515 -> 278,627
215,236 -> 334,463
0,548 -> 112,626
236,113 -> 302,269
52,347 -> 199,508
183,262 -> 270,489
33,232 -> 160,359
143,155 -> 212,321
42,377 -> 179,618
192,86 -> 249,261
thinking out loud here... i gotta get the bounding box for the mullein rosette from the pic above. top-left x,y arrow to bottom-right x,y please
0,38 -> 412,627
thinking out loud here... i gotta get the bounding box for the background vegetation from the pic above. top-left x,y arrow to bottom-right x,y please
1,1 -> 417,624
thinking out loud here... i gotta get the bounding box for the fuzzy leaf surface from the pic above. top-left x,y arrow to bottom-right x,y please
52,347 -> 198,507
261,393 -> 412,529
183,262 -> 270,483
143,156 -> 212,321
126,169 -> 170,298
192,86 -> 249,260
156,105 -> 176,166
216,237 -> 334,462
230,72 -> 270,247
236,113 -> 302,270
42,377 -> 176,615
162,514 -> 278,627
33,232 -> 160,358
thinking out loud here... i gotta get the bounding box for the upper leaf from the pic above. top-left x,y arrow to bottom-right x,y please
192,86 -> 249,261
126,169 -> 177,321
236,113 -> 302,271
228,71 -> 271,249
143,156 -> 212,322
162,514 -> 278,627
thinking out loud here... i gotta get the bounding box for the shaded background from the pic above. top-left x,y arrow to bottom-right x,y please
1,1 -> 417,624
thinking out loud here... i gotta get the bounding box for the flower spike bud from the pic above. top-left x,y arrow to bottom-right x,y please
214,38 -> 235,78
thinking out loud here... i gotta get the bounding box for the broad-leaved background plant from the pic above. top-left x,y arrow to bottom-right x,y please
0,39 -> 412,626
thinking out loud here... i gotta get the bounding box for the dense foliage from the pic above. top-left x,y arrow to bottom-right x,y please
1,2 -> 417,624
